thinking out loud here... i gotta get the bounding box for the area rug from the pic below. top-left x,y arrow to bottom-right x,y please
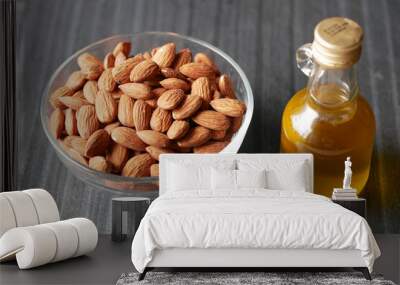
116,271 -> 396,285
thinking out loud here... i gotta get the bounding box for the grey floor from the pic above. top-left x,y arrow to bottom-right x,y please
0,235 -> 399,285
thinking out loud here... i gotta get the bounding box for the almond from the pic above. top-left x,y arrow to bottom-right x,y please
82,80 -> 98,104
98,69 -> 116,92
152,87 -> 167,97
49,86 -> 73,109
218,74 -> 236,98
62,135 -> 77,149
230,115 -> 243,133
65,109 -> 78,136
150,107 -> 173,132
72,90 -> 85,99
49,108 -> 65,139
143,52 -> 151,60
160,68 -> 186,80
112,41 -> 131,57
150,164 -> 159,176
152,42 -> 176,68
112,55 -> 144,84
172,95 -> 202,120
103,52 -> 115,69
114,52 -> 127,66
193,140 -> 229,153
89,156 -> 110,172
136,130 -> 170,148
133,99 -> 152,130
145,146 -> 173,161
76,105 -> 100,139
106,143 -> 129,172
210,98 -> 246,117
95,90 -> 117,123
119,83 -> 152,100
130,59 -> 159,82
65,71 -> 87,91
118,94 -> 135,127
85,129 -> 110,157
70,136 -> 87,156
77,52 -> 104,80
104,121 -> 121,135
172,48 -> 192,70
145,99 -> 158,108
122,153 -> 155,177
167,120 -> 190,140
211,129 -> 227,141
111,127 -> 147,151
177,126 -> 211,148
191,77 -> 212,103
192,110 -> 230,131
157,89 -> 185,110
213,89 -> 223,100
58,96 -> 90,110
179,63 -> 215,79
159,78 -> 190,91
194,52 -> 219,73
111,90 -> 123,101
67,148 -> 88,166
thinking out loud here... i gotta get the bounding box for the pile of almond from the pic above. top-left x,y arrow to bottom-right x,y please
49,41 -> 246,177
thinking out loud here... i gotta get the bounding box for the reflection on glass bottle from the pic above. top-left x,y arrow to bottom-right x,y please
281,17 -> 376,197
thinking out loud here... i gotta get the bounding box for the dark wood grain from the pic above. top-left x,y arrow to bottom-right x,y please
15,0 -> 400,233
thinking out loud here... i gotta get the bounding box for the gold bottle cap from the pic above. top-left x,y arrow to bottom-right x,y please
312,17 -> 363,68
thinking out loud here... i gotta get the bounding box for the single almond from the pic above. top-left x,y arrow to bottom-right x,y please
72,90 -> 85,99
172,48 -> 192,70
118,94 -> 135,127
112,55 -> 144,84
121,153 -> 155,177
179,63 -> 215,79
112,41 -> 131,57
106,143 -> 129,172
67,148 -> 88,166
160,68 -> 186,80
145,99 -> 157,109
130,59 -> 159,82
193,140 -> 229,153
218,74 -> 236,98
152,42 -> 176,68
65,71 -> 87,91
82,80 -> 98,104
76,105 -> 100,139
151,47 -> 158,57
77,52 -> 104,80
85,129 -> 110,157
89,156 -> 110,172
103,52 -> 115,69
136,130 -> 170,148
49,108 -> 65,139
210,98 -> 246,117
111,127 -> 147,151
104,121 -> 121,135
95,90 -> 117,123
98,69 -> 116,92
70,136 -> 87,156
211,129 -> 227,141
167,120 -> 190,140
119,83 -> 152,100
133,99 -> 152,131
49,86 -> 73,109
192,110 -> 230,131
177,126 -> 211,148
172,94 -> 202,120
62,135 -> 78,149
150,164 -> 159,176
65,108 -> 78,136
150,107 -> 173,132
159,78 -> 190,91
157,89 -> 185,110
194,52 -> 219,73
58,96 -> 90,110
145,146 -> 173,161
191,77 -> 212,103
152,87 -> 167,97
114,52 -> 127,66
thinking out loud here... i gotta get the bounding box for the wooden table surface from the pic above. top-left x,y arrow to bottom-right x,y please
15,0 -> 400,233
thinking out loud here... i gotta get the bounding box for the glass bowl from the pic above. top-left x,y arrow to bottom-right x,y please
41,32 -> 254,193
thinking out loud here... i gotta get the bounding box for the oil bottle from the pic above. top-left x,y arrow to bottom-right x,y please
281,17 -> 376,196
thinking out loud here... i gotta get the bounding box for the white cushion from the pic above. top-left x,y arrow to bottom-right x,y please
0,192 -> 39,227
167,160 -> 235,192
0,196 -> 16,237
236,169 -> 267,189
23,189 -> 60,224
0,218 -> 97,269
211,169 -> 267,191
238,159 -> 309,191
211,168 -> 236,190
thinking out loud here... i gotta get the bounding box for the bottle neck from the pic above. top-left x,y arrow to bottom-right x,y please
306,64 -> 359,109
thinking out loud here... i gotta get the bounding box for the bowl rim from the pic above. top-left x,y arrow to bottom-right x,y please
40,31 -> 254,184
